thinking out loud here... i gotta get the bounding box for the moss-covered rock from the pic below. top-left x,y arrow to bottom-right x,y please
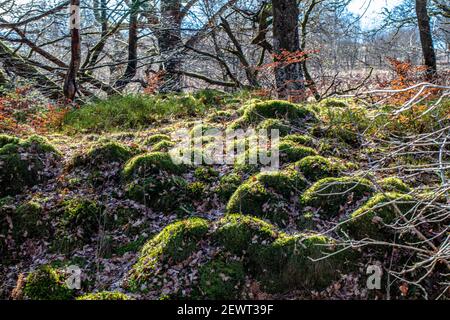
128,218 -> 209,291
190,123 -> 219,138
151,140 -> 175,152
378,177 -> 411,193
76,291 -> 131,300
23,265 -> 73,300
319,98 -> 350,109
344,192 -> 416,240
70,141 -> 136,169
226,170 -> 307,226
0,134 -> 19,148
217,173 -> 243,201
257,119 -> 291,137
206,110 -> 234,122
301,177 -> 374,217
294,155 -> 345,181
123,152 -> 186,179
282,134 -> 314,147
214,214 -> 279,254
254,234 -> 350,292
194,166 -> 219,182
0,135 -> 60,197
242,100 -> 316,125
197,257 -> 245,300
278,141 -> 318,163
144,134 -> 171,146
125,175 -> 188,211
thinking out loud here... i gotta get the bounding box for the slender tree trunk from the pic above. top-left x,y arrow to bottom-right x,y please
272,0 -> 305,102
115,0 -> 139,89
158,0 -> 182,92
415,0 -> 437,79
63,0 -> 81,100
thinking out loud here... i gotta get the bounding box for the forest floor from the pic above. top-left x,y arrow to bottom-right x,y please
0,92 -> 448,300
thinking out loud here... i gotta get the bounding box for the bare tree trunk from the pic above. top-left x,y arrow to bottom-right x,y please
158,0 -> 182,92
415,0 -> 437,79
272,0 -> 305,102
63,0 -> 81,100
115,0 -> 139,89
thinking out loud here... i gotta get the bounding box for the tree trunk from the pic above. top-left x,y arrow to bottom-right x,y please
272,0 -> 305,102
63,0 -> 81,100
158,0 -> 182,92
115,0 -> 139,89
415,0 -> 437,79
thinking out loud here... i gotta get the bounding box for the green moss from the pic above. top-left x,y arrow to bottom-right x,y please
125,175 -> 188,211
144,134 -> 171,146
257,119 -> 291,136
295,156 -> 345,181
0,135 -> 60,197
23,265 -> 73,300
190,123 -> 219,138
123,152 -> 186,180
187,181 -> 207,200
217,173 -> 243,200
319,98 -> 350,109
151,140 -> 175,152
254,234 -> 348,292
71,141 -> 135,169
282,134 -> 314,147
128,218 -> 209,291
194,166 -> 219,182
378,177 -> 411,193
57,198 -> 102,243
206,110 -> 233,122
0,134 -> 19,148
214,214 -> 278,254
226,171 -> 307,226
197,258 -> 245,300
301,177 -> 374,217
242,100 -> 316,125
76,291 -> 131,300
14,201 -> 45,239
278,141 -> 318,163
344,192 -> 415,240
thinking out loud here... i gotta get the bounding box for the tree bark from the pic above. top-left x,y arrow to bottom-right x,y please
272,0 -> 305,102
115,0 -> 139,89
157,0 -> 183,92
415,0 -> 437,79
63,0 -> 81,100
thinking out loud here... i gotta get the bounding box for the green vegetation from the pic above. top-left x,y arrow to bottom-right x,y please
23,265 -> 73,300
123,152 -> 186,179
0,135 -> 60,197
76,291 -> 131,300
62,94 -> 213,133
378,177 -> 411,193
301,177 -> 374,217
295,155 -> 346,181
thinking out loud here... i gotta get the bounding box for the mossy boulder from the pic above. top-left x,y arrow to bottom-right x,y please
144,134 -> 171,146
241,100 -> 316,125
278,141 -> 318,163
294,155 -> 346,182
190,123 -> 219,138
123,152 -> 186,179
257,119 -> 291,137
217,173 -> 243,200
128,218 -> 209,291
226,170 -> 307,226
0,134 -> 19,148
151,140 -> 175,152
23,265 -> 73,300
125,175 -> 188,211
76,291 -> 130,300
378,177 -> 411,193
0,135 -> 60,197
301,177 -> 374,217
319,98 -> 350,109
213,214 -> 279,255
70,141 -> 136,169
254,234 -> 350,292
197,257 -> 245,300
344,192 -> 416,240
282,134 -> 314,147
